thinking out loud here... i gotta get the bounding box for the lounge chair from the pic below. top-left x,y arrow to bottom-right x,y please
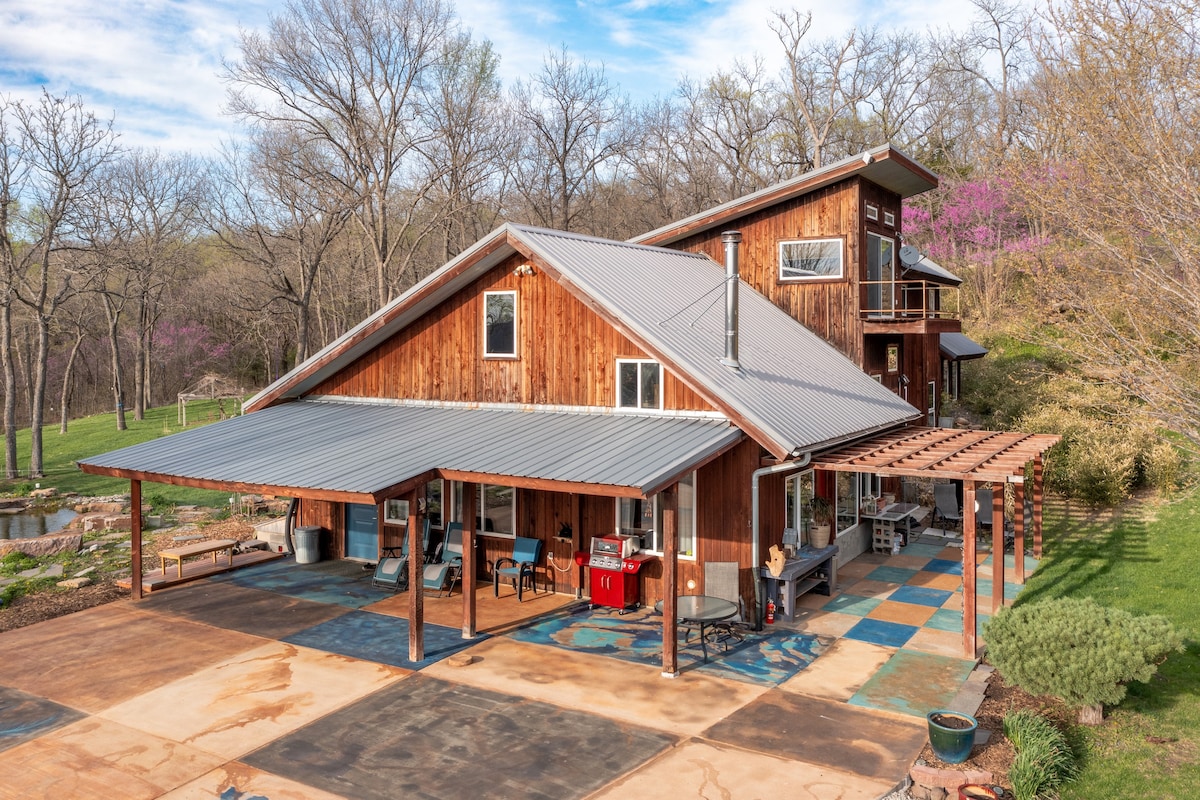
371,552 -> 408,592
423,522 -> 463,596
493,536 -> 542,601
933,484 -> 963,531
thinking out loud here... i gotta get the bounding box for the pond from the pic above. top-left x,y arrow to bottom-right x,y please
0,508 -> 79,540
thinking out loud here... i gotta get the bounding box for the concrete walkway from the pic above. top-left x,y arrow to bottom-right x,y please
0,534 -> 1025,799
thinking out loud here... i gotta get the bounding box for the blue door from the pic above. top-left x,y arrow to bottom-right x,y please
346,503 -> 379,561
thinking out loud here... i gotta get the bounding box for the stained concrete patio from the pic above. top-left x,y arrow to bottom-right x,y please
0,529 -> 1029,799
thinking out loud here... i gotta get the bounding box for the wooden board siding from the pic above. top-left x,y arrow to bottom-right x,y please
298,499 -> 343,560
310,252 -> 714,412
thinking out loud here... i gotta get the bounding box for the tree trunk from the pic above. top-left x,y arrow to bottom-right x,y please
58,326 -> 86,434
132,295 -> 147,421
1077,703 -> 1104,726
103,302 -> 127,431
28,317 -> 51,477
1,301 -> 16,479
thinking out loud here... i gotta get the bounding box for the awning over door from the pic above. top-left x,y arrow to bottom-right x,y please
940,332 -> 989,361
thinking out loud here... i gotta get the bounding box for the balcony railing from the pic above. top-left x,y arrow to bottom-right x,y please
859,279 -> 959,321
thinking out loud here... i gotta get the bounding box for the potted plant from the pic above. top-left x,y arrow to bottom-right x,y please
926,709 -> 978,764
809,496 -> 834,549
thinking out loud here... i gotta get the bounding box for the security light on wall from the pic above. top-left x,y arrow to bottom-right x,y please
512,264 -> 535,277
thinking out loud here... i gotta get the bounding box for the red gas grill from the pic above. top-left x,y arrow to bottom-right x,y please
584,535 -> 651,613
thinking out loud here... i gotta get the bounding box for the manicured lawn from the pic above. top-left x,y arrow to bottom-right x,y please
1023,493 -> 1200,799
2,399 -> 245,507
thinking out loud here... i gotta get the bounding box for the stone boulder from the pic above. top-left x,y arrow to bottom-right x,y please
0,531 -> 83,558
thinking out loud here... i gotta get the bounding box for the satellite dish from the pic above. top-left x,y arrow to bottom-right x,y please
899,244 -> 922,267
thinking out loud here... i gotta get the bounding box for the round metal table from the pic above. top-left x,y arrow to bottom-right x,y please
655,595 -> 738,662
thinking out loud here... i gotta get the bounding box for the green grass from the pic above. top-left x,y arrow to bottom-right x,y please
1,399 -> 246,507
1019,493 -> 1200,799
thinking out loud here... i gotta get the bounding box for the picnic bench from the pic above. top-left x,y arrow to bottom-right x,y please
159,539 -> 238,578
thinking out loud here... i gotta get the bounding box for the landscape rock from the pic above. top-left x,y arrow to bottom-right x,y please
57,577 -> 93,589
103,515 -> 133,531
0,532 -> 83,558
73,566 -> 97,578
29,487 -> 58,498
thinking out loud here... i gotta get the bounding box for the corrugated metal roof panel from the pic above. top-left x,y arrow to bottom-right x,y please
902,255 -> 962,286
78,400 -> 742,497
940,332 -> 989,361
515,225 -> 920,455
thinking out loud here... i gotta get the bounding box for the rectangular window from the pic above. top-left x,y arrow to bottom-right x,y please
616,472 -> 696,557
866,204 -> 879,221
779,238 -> 843,280
886,344 -> 900,373
384,479 -> 444,527
447,481 -> 515,538
866,232 -> 895,314
883,210 -> 896,227
617,359 -> 662,410
483,291 -> 517,358
928,381 -> 938,426
784,469 -> 816,542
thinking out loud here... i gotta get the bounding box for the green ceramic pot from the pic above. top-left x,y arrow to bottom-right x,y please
927,710 -> 978,764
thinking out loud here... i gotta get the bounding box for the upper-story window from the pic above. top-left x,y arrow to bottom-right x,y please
483,291 -> 517,357
617,359 -> 662,410
779,238 -> 843,281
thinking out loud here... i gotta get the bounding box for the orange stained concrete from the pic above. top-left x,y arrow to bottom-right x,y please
881,554 -> 929,570
780,638 -> 894,701
867,601 -> 938,627
904,627 -> 968,658
843,578 -> 902,598
0,717 -> 224,800
908,571 -> 963,591
789,609 -> 861,639
836,560 -> 877,579
98,641 -> 407,760
586,738 -> 897,800
420,636 -> 768,738
0,603 -> 264,713
365,581 -> 576,633
159,764 -> 349,800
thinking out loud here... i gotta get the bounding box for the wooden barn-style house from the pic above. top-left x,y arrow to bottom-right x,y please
80,144 -> 1058,669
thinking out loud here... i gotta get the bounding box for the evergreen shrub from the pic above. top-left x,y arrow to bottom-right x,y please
983,597 -> 1184,723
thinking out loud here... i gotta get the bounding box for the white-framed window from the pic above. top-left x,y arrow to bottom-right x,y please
483,290 -> 517,358
928,381 -> 938,426
384,498 -> 409,525
866,204 -> 879,221
617,359 -> 662,410
448,481 -> 515,538
883,210 -> 896,227
866,232 -> 895,314
784,469 -> 816,542
779,238 -> 843,280
384,479 -> 444,527
616,472 -> 696,557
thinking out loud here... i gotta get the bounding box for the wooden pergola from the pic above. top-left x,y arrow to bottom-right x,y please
809,426 -> 1061,659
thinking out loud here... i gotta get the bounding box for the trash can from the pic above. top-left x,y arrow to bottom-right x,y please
294,526 -> 323,564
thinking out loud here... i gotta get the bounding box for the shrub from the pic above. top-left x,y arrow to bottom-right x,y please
983,597 -> 1184,724
1003,710 -> 1079,800
1,551 -> 39,574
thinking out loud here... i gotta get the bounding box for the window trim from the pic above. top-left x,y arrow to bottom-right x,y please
778,237 -> 844,281
616,358 -> 664,411
615,472 -> 697,558
866,203 -> 879,221
483,290 -> 518,359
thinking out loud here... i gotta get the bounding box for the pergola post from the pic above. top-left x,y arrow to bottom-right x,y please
406,487 -> 424,662
1013,480 -> 1026,583
130,480 -> 143,600
962,479 -> 978,659
1033,455 -> 1045,557
461,482 -> 478,639
991,482 -> 1005,613
661,484 -> 679,678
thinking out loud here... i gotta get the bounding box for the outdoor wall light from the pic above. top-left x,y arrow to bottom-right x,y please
512,264 -> 535,277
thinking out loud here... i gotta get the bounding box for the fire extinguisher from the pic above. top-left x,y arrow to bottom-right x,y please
766,598 -> 776,624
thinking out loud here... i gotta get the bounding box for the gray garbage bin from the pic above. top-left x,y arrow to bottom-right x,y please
294,525 -> 323,564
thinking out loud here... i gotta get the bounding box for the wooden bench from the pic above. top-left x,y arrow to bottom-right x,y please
159,539 -> 238,578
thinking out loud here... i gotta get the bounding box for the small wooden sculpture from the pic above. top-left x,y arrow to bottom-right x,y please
766,544 -> 786,577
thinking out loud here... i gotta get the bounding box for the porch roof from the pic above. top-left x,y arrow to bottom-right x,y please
77,399 -> 744,503
807,425 -> 1060,484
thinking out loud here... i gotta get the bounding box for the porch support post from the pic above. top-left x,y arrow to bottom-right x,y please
1032,455 -> 1045,558
406,487 -> 424,662
571,493 -> 584,598
1013,480 -> 1026,583
130,479 -> 143,600
661,484 -> 679,678
962,479 -> 978,659
992,483 -> 1006,614
461,482 -> 477,639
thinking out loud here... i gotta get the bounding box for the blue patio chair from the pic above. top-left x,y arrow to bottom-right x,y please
371,552 -> 408,592
493,536 -> 542,601
423,522 -> 463,596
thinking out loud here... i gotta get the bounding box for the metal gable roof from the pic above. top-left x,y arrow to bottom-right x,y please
902,254 -> 962,286
940,332 -> 989,361
512,225 -> 920,456
77,400 -> 744,500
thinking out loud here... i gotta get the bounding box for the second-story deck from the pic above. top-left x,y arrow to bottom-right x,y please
860,279 -> 961,334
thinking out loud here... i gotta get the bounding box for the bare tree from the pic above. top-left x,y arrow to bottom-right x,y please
509,47 -> 633,233
224,0 -> 460,308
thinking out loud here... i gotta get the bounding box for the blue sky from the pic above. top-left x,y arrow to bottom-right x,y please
0,0 -> 995,155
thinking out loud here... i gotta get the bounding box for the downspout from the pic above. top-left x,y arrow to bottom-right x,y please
751,452 -> 812,629
284,497 -> 298,554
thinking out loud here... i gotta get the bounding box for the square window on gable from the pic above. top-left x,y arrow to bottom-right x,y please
617,359 -> 662,410
779,238 -> 843,281
483,290 -> 517,358
866,203 -> 879,221
883,210 -> 896,227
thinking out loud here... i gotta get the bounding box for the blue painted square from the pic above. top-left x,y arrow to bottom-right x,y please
841,617 -> 918,648
921,558 -> 963,575
866,565 -> 919,584
228,567 -> 381,608
820,593 -> 882,616
889,585 -> 954,608
924,608 -> 963,632
975,579 -> 1023,602
902,542 -> 945,558
284,610 -> 484,669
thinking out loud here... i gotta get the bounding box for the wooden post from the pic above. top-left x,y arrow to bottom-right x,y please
131,480 -> 143,600
406,487 -> 424,663
661,485 -> 679,678
461,482 -> 477,639
571,493 -> 584,598
962,480 -> 977,659
1032,455 -> 1044,558
992,483 -> 1005,614
1013,480 -> 1026,583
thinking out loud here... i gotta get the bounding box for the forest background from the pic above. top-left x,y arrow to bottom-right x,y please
1,0 -> 1196,501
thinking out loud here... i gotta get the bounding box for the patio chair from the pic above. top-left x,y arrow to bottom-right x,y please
371,552 -> 408,592
703,561 -> 747,650
493,536 -> 543,601
975,488 -> 995,538
932,484 -> 963,531
423,522 -> 463,597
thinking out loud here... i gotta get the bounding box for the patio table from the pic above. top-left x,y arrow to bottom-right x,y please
655,595 -> 738,663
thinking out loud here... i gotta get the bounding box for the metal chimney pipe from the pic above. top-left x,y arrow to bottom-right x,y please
720,230 -> 742,369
